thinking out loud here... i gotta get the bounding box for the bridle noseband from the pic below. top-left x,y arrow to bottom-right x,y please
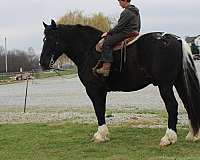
49,55 -> 55,69
43,34 -> 60,69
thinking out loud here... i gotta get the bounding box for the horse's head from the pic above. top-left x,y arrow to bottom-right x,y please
40,19 -> 103,69
40,20 -> 64,70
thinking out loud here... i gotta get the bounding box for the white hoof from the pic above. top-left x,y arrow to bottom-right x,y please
92,124 -> 110,143
193,133 -> 200,142
186,130 -> 200,142
160,128 -> 177,146
186,131 -> 194,142
186,120 -> 200,142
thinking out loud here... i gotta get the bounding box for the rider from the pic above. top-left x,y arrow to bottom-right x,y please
96,0 -> 141,77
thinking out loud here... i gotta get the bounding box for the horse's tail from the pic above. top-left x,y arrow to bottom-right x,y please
175,39 -> 200,135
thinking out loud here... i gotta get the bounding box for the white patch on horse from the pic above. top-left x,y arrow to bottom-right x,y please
161,32 -> 167,37
181,39 -> 199,94
160,128 -> 177,146
186,120 -> 200,142
92,124 -> 110,143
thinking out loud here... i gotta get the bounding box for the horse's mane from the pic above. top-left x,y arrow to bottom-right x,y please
56,24 -> 103,52
57,24 -> 103,37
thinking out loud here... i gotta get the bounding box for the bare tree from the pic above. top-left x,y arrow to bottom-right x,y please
0,47 -> 39,72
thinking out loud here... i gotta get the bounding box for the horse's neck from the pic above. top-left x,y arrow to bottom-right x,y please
63,29 -> 101,68
68,46 -> 89,67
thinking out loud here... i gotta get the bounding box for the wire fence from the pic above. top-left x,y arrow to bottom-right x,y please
0,70 -> 39,83
0,67 -> 77,84
0,72 -> 19,81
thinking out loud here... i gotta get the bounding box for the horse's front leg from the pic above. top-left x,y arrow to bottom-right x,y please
158,84 -> 178,146
86,86 -> 110,143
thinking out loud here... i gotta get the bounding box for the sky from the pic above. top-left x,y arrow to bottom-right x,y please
0,0 -> 200,53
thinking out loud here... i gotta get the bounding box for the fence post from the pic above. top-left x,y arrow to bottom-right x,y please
24,78 -> 29,113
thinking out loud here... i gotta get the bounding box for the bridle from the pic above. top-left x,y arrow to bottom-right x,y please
49,55 -> 55,69
42,32 -> 72,72
43,35 -> 60,69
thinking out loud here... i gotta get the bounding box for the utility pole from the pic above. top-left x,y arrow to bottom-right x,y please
5,37 -> 8,72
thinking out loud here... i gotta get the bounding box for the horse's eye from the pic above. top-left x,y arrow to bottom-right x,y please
43,37 -> 46,42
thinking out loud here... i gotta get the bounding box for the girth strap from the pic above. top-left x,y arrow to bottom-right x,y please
120,41 -> 127,72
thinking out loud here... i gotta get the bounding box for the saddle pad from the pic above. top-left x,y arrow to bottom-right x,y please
96,34 -> 142,52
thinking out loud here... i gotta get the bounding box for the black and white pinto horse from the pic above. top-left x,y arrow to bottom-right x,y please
40,20 -> 200,146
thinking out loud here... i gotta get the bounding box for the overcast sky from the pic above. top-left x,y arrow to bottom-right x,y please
0,0 -> 200,53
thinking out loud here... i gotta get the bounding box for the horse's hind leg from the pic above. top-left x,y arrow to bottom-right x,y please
158,84 -> 178,146
174,78 -> 200,142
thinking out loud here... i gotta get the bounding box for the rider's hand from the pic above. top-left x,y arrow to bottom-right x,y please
101,32 -> 108,38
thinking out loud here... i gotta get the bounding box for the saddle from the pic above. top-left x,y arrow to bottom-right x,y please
96,31 -> 140,52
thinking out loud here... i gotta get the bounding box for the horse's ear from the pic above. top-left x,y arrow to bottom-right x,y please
51,19 -> 57,29
43,22 -> 48,28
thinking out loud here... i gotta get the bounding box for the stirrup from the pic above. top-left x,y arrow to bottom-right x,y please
92,60 -> 102,77
96,68 -> 110,77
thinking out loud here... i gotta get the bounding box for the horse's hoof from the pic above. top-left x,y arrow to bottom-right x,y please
91,124 -> 110,143
91,133 -> 110,143
193,135 -> 200,142
160,137 -> 171,147
186,132 -> 200,142
186,132 -> 194,142
160,128 -> 177,146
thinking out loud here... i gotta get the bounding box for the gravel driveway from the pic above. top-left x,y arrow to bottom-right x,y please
0,61 -> 200,124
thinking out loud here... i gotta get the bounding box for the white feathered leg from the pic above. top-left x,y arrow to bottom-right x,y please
160,128 -> 177,146
186,120 -> 200,142
92,124 -> 110,143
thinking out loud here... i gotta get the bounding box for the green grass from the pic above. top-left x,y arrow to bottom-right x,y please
32,68 -> 77,79
0,122 -> 200,160
0,74 -> 10,81
0,68 -> 77,85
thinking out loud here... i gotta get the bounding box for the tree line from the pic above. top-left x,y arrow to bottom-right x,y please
0,46 -> 39,73
57,10 -> 113,32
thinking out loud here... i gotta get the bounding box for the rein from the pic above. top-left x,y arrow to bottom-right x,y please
48,55 -> 78,80
50,67 -> 78,80
48,48 -> 77,80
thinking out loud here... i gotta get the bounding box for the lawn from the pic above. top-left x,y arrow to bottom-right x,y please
32,68 -> 77,79
0,68 -> 77,85
0,122 -> 200,160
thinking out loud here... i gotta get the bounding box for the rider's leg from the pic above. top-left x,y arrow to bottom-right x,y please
96,33 -> 127,77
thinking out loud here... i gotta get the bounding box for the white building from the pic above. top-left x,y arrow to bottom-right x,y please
185,35 -> 200,52
194,35 -> 200,48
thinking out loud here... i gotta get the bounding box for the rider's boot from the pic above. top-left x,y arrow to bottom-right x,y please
96,62 -> 111,77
